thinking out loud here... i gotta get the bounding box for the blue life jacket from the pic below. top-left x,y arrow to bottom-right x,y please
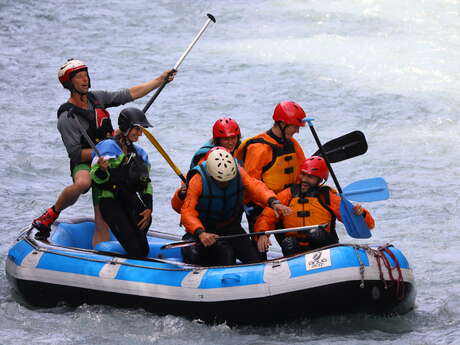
189,139 -> 215,170
192,160 -> 245,229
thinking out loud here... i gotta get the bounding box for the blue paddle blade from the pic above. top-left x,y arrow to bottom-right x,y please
342,177 -> 389,202
339,197 -> 372,239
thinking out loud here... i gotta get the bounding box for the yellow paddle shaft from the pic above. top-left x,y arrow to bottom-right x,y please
141,127 -> 186,183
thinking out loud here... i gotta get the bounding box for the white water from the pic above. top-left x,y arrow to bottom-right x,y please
1,0 -> 459,344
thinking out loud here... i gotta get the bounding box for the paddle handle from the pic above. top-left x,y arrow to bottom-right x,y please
143,13 -> 216,114
142,128 -> 186,183
142,78 -> 171,114
161,224 -> 327,250
70,109 -> 101,157
174,14 -> 216,71
305,118 -> 342,194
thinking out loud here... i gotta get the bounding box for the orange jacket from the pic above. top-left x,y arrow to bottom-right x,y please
255,185 -> 375,237
234,130 -> 305,193
171,184 -> 186,214
171,154 -> 208,214
181,167 -> 277,234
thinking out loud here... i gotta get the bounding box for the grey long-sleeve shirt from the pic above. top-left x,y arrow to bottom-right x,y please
57,89 -> 133,168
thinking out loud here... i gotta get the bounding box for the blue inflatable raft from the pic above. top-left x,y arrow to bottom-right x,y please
6,219 -> 416,324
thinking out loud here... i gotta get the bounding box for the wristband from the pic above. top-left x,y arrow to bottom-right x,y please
269,197 -> 281,208
194,228 -> 205,240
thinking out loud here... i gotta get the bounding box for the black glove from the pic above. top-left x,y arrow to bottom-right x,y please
34,228 -> 50,241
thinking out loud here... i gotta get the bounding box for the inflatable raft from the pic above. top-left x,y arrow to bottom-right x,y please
6,219 -> 416,324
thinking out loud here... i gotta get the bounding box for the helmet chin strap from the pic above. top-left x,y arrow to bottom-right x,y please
122,127 -> 135,146
276,122 -> 287,143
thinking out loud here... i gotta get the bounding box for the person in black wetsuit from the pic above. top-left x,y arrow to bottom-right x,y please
90,108 -> 154,257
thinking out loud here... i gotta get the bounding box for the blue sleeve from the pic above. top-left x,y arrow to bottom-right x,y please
92,139 -> 122,159
135,145 -> 150,166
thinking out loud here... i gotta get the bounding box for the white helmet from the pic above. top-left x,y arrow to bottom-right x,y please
58,59 -> 89,89
206,147 -> 237,182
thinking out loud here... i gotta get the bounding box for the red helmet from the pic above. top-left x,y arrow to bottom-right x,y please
212,117 -> 241,139
300,156 -> 329,181
273,101 -> 306,127
203,146 -> 230,160
58,59 -> 89,89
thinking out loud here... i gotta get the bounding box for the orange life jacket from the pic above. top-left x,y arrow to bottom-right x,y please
283,185 -> 338,245
239,131 -> 300,193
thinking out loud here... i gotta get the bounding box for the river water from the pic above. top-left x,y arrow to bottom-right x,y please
1,0 -> 459,344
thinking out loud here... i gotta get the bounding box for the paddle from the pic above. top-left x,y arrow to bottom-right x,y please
305,118 -> 371,239
139,14 -> 216,183
311,130 -> 368,163
342,177 -> 389,202
160,224 -> 328,250
69,109 -> 101,157
142,127 -> 186,183
142,13 -> 216,114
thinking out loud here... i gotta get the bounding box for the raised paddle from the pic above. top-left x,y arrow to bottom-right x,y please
311,130 -> 368,163
305,118 -> 372,239
139,14 -> 215,183
142,13 -> 216,114
142,127 -> 186,183
160,224 -> 328,250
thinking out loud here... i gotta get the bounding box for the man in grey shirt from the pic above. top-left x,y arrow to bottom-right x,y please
32,59 -> 175,245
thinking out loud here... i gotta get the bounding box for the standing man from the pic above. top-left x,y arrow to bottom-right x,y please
234,101 -> 307,233
32,58 -> 175,242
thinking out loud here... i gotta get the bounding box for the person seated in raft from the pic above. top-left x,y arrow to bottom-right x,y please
255,156 -> 375,256
90,107 -> 153,257
171,117 -> 242,213
180,147 -> 291,266
234,101 -> 307,233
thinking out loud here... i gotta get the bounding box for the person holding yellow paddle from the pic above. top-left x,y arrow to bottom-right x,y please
90,108 -> 154,256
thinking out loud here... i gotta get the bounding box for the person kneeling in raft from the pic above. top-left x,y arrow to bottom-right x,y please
90,108 -> 153,258
255,156 -> 375,256
180,147 -> 291,266
171,117 -> 242,214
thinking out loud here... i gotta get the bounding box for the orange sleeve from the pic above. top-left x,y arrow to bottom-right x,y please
239,143 -> 273,180
328,190 -> 375,230
240,167 -> 276,206
254,188 -> 292,233
170,185 -> 185,214
364,210 -> 375,230
180,174 -> 204,234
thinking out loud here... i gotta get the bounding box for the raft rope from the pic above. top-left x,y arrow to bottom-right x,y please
353,243 -> 406,300
352,245 -> 366,289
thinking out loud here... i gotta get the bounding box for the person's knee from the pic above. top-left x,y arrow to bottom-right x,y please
214,241 -> 236,266
281,236 -> 300,256
72,171 -> 91,193
181,233 -> 201,264
73,180 -> 91,194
